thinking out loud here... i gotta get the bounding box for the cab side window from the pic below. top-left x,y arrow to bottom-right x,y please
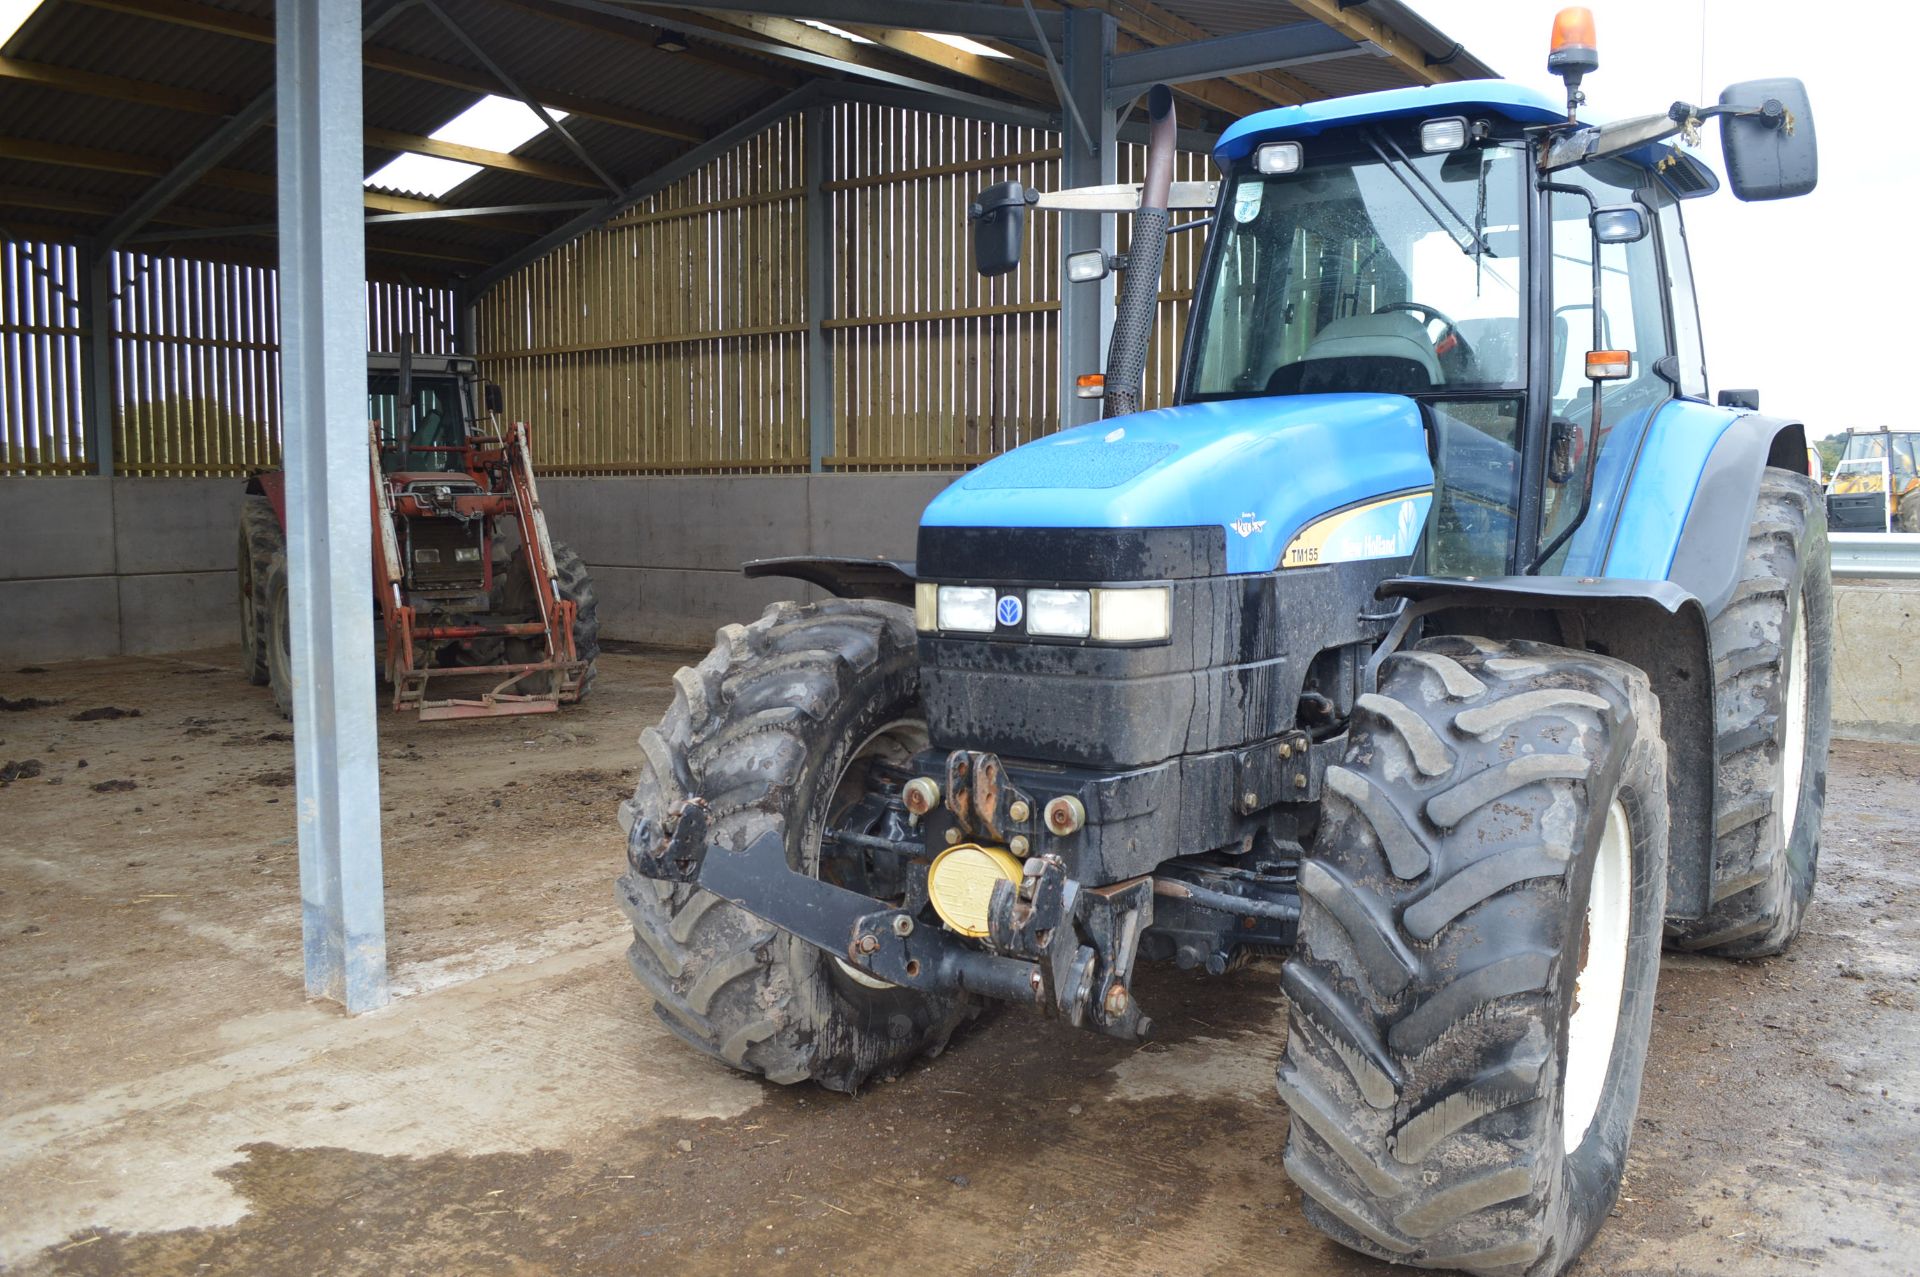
1654,197 -> 1708,399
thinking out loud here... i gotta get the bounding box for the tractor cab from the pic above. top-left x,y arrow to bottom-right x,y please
366,352 -> 494,476
1178,82 -> 1733,581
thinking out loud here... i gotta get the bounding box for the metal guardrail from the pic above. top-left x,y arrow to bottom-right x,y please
1830,532 -> 1920,580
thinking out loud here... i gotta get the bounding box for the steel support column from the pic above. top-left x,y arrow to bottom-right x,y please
277,0 -> 388,1013
1057,9 -> 1115,430
804,103 -> 833,472
79,250 -> 114,475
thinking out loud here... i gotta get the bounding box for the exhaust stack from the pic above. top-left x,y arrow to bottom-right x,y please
1102,85 -> 1176,420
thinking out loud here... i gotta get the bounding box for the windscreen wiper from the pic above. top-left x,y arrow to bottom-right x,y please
1365,129 -> 1495,259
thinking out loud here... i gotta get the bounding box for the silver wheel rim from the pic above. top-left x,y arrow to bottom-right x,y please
1780,595 -> 1810,841
1564,798 -> 1632,1154
822,718 -> 927,992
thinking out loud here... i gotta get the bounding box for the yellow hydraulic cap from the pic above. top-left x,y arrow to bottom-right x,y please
927,842 -> 1025,937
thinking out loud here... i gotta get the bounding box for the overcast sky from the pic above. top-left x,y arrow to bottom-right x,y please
1412,0 -> 1919,433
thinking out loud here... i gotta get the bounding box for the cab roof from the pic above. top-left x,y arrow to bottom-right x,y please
1215,81 -> 1567,162
1214,79 -> 1719,199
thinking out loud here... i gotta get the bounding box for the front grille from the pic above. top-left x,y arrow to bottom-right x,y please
404,517 -> 486,590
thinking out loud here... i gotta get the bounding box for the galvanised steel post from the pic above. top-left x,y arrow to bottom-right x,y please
1058,9 -> 1116,430
804,103 -> 834,472
276,0 -> 388,1013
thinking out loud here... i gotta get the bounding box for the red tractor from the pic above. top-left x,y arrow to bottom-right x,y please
237,351 -> 599,721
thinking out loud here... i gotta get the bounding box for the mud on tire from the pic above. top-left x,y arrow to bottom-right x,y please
1278,636 -> 1669,1276
1668,467 -> 1833,957
614,598 -> 977,1092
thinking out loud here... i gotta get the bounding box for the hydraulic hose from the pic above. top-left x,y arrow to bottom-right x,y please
1103,85 -> 1175,420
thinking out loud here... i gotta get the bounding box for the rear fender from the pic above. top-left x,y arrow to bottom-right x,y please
246,470 -> 288,531
1606,407 -> 1807,616
1663,413 -> 1808,616
1380,575 -> 1716,919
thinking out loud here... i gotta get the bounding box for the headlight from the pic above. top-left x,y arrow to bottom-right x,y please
936,585 -> 998,633
1026,588 -> 1091,638
1092,587 -> 1170,642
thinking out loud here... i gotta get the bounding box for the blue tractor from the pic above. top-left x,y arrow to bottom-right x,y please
618,13 -> 1826,1273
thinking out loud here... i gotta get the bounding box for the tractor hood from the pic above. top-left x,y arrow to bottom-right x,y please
921,393 -> 1433,575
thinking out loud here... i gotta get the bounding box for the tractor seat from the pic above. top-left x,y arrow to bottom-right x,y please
1266,311 -> 1440,396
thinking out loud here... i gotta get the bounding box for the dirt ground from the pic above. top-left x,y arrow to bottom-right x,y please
1,646 -> 1915,1276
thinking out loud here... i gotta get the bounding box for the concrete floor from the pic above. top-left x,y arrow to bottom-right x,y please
1,648 -> 1916,1276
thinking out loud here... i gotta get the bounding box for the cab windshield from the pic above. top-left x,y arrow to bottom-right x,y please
369,374 -> 467,472
1187,136 -> 1527,399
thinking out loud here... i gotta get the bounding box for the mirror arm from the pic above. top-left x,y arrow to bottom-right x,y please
1542,96 -> 1795,175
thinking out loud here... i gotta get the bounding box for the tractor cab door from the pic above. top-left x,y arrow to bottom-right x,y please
1531,158 -> 1694,574
369,373 -> 467,473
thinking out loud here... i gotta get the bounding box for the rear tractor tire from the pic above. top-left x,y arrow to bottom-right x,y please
1668,467 -> 1833,957
237,495 -> 281,687
615,598 -> 978,1092
262,547 -> 294,720
1278,636 -> 1669,1276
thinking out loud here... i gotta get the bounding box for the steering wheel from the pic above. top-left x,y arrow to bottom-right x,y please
1374,301 -> 1469,362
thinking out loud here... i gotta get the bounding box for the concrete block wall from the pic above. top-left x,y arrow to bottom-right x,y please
0,478 -> 243,664
538,473 -> 958,649
1831,579 -> 1920,744
0,473 -> 955,664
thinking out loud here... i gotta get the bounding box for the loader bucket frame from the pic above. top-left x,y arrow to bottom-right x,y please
370,421 -> 587,720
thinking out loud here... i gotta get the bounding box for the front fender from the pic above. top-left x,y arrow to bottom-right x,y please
1380,575 -> 1716,919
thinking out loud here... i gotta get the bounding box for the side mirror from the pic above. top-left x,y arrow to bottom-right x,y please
484,382 -> 504,414
970,181 -> 1036,277
1718,388 -> 1761,410
1590,204 -> 1646,243
1719,77 -> 1817,201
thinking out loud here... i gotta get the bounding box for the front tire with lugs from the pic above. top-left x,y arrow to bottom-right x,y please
615,599 -> 976,1092
1278,636 -> 1669,1275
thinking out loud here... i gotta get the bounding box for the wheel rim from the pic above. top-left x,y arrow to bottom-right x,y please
821,718 -> 928,992
1564,798 -> 1632,1154
1780,595 -> 1810,842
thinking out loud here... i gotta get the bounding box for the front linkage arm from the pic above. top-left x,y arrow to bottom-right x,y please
625,798 -> 1153,1039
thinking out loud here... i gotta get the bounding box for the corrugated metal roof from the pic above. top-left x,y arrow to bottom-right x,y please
0,0 -> 1493,281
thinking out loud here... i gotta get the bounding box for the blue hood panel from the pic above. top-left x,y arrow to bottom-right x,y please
921,394 -> 1434,574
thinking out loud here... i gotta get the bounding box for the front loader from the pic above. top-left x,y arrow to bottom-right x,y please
238,351 -> 599,721
616,10 -> 1829,1274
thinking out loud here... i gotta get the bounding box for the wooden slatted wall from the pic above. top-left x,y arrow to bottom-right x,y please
473,119 -> 808,474
475,105 -> 1216,475
1,239 -> 87,475
1,240 -> 455,477
7,113 -> 1214,480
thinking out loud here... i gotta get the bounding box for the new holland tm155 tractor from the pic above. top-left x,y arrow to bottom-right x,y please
617,11 -> 1827,1273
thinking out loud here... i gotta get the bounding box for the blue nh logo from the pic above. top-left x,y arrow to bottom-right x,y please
996,594 -> 1023,627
